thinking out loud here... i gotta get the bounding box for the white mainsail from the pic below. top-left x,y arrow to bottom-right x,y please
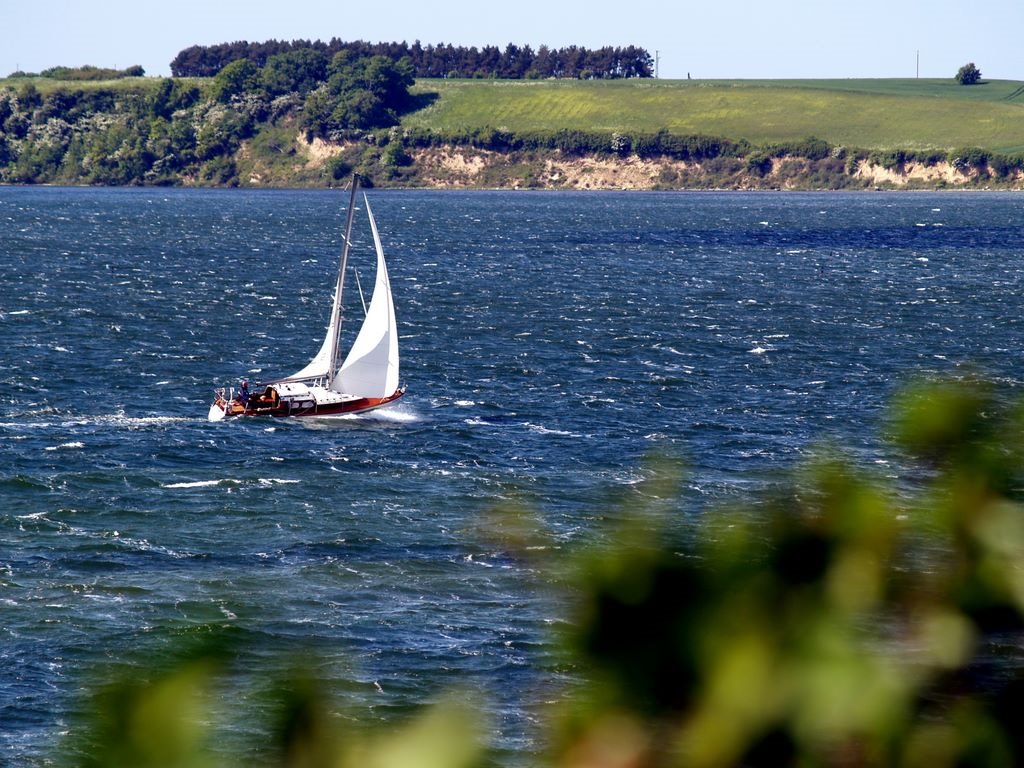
333,196 -> 400,397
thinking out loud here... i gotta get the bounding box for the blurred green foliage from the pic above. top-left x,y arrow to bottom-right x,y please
561,377 -> 1024,768
61,377 -> 1024,767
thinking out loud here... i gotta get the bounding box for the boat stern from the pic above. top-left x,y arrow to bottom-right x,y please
208,400 -> 228,421
208,388 -> 247,421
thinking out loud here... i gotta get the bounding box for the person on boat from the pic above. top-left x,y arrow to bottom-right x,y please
237,379 -> 250,406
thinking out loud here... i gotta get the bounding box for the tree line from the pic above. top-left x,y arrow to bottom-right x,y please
7,64 -> 146,80
171,39 -> 654,80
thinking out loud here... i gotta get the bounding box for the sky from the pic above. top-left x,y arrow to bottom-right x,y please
4,0 -> 1024,81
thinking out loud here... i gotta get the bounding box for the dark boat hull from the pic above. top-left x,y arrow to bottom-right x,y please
211,386 -> 406,420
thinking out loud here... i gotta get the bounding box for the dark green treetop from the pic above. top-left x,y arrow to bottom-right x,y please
956,62 -> 982,85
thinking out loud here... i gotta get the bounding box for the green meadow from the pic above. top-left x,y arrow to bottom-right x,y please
8,74 -> 1024,154
405,77 -> 1024,154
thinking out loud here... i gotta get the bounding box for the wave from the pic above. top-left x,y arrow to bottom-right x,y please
371,407 -> 419,423
44,441 -> 85,451
0,413 -> 193,431
162,478 -> 300,489
162,479 -> 237,489
300,405 -> 420,427
524,423 -> 579,437
96,414 -> 193,428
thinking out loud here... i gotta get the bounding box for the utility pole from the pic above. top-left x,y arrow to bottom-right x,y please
916,50 -> 919,78
655,50 -> 660,79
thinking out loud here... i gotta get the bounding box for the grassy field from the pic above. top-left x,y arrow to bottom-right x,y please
405,78 -> 1024,154
6,74 -> 1024,158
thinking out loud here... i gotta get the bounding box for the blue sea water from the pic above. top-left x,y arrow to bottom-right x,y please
2,187 -> 1024,764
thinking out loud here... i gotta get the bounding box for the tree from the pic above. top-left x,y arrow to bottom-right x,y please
302,53 -> 415,137
17,82 -> 43,110
210,59 -> 260,103
261,48 -> 329,97
955,62 -> 982,85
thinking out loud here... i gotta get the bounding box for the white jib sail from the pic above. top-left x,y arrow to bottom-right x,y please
279,276 -> 341,383
333,195 -> 399,397
276,183 -> 357,385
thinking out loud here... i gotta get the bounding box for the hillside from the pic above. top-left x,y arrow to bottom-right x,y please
406,78 -> 1024,153
3,74 -> 1024,189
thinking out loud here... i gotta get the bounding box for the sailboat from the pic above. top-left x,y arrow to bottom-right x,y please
208,176 -> 405,421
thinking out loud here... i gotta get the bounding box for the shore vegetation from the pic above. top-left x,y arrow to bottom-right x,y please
3,48 -> 1024,189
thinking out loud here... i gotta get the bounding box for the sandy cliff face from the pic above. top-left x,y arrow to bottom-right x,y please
852,160 -> 985,186
259,135 -> 1023,190
404,146 -> 1022,190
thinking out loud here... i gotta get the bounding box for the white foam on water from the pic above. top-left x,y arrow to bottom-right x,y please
44,442 -> 85,451
370,407 -> 419,423
524,423 -> 577,437
162,479 -> 239,489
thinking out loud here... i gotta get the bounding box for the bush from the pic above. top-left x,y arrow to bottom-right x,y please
199,155 -> 238,185
955,62 -> 982,85
38,64 -> 145,80
382,141 -> 412,168
746,152 -> 773,176
949,146 -> 989,172
325,155 -> 352,181
766,136 -> 832,161
869,148 -> 908,170
210,59 -> 260,103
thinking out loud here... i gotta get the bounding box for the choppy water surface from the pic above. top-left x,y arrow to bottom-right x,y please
3,187 -> 1024,764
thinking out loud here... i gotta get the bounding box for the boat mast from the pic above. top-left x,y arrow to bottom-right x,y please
327,176 -> 360,388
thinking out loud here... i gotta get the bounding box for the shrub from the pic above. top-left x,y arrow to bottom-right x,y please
38,64 -> 145,80
199,155 -> 238,185
949,146 -> 988,172
382,141 -> 412,168
610,132 -> 630,155
766,136 -> 832,161
210,59 -> 261,103
955,62 -> 982,85
869,148 -> 908,170
326,155 -> 352,180
746,152 -> 773,176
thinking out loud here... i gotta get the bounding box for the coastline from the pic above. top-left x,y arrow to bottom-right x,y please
236,136 -> 1024,191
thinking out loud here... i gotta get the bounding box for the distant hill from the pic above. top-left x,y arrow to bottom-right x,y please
2,74 -> 1023,188
406,78 -> 1024,154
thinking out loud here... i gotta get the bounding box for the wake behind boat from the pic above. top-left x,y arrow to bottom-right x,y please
209,176 -> 405,421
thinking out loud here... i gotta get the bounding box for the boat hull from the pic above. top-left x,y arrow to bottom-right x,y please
210,386 -> 406,421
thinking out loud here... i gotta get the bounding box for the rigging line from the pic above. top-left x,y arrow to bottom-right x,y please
354,269 -> 367,315
327,177 -> 360,387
